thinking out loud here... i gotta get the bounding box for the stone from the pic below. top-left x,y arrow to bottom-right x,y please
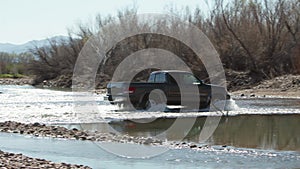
190,144 -> 197,148
144,138 -> 154,145
80,136 -> 87,140
32,122 -> 40,127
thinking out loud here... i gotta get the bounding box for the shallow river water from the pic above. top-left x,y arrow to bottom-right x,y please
0,85 -> 299,168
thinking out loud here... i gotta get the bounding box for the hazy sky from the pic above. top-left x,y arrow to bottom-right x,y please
0,0 -> 210,44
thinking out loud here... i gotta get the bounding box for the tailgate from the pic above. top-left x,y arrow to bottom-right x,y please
107,82 -> 129,95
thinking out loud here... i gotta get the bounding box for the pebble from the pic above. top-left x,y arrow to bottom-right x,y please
190,145 -> 197,148
250,94 -> 255,97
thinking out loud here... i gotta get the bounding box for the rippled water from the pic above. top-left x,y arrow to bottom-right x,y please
1,85 -> 300,123
0,85 -> 299,168
0,133 -> 299,169
62,114 -> 299,151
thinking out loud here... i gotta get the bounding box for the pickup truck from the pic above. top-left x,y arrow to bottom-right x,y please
105,70 -> 230,110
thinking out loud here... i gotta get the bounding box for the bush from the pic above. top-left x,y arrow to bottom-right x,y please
0,73 -> 25,78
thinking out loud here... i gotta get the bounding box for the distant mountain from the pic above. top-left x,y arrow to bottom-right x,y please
0,36 -> 69,54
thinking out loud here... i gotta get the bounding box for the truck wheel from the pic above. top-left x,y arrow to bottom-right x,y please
207,94 -> 226,109
143,89 -> 167,111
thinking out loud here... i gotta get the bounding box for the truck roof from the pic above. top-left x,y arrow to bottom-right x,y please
151,70 -> 192,74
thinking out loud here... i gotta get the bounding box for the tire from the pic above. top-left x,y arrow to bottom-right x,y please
142,89 -> 167,111
208,94 -> 226,110
145,96 -> 161,110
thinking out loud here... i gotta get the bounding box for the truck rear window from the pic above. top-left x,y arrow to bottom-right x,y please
152,73 -> 166,83
155,73 -> 166,83
148,74 -> 155,82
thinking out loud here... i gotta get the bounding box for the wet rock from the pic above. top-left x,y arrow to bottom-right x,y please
143,138 -> 154,145
79,136 -> 87,140
32,122 -> 40,127
153,140 -> 163,144
250,93 -> 255,97
190,144 -> 197,148
109,132 -> 116,136
86,136 -> 95,141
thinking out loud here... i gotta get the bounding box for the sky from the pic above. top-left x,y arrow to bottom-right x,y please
0,0 -> 211,44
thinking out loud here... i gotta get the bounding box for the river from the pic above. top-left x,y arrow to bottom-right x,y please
0,85 -> 299,168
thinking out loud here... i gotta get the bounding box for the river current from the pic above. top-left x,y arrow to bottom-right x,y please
0,85 -> 299,168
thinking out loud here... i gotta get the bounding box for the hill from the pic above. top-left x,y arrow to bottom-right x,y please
0,36 -> 68,54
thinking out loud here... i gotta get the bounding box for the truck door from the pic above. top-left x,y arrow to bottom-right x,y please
167,72 -> 202,106
166,73 -> 181,105
180,73 -> 202,105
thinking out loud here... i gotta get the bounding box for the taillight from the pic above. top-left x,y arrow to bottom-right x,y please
124,87 -> 136,94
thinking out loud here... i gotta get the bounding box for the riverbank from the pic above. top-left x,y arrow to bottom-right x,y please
0,77 -> 33,85
232,74 -> 300,98
232,89 -> 300,98
0,121 -> 223,151
0,121 -> 165,168
0,121 -> 164,145
1,74 -> 299,98
0,150 -> 91,169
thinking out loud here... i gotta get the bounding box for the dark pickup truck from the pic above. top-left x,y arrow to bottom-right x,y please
105,70 -> 230,110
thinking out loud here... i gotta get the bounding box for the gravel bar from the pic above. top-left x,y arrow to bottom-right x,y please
0,150 -> 91,169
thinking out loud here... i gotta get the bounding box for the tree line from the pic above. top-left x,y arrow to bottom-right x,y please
26,0 -> 299,87
0,52 -> 33,77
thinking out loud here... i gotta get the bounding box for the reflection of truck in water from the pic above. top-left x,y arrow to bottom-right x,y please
105,70 -> 230,110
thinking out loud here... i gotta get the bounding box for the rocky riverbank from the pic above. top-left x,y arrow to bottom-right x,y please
232,74 -> 300,98
0,150 -> 91,169
0,121 -> 164,168
0,121 -> 219,151
0,77 -> 33,85
0,121 -> 163,145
